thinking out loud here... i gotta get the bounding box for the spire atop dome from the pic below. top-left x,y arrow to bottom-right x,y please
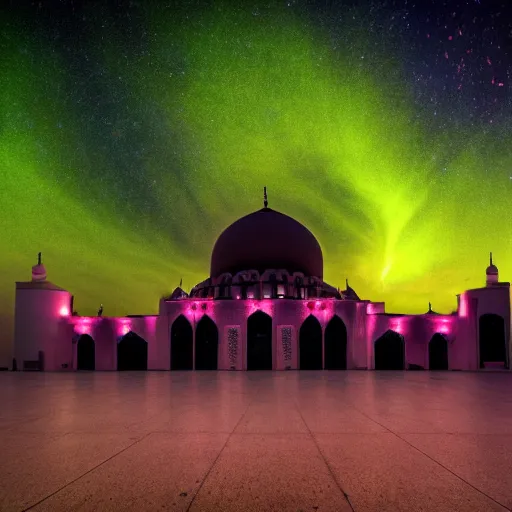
31,251 -> 47,282
263,186 -> 268,208
486,251 -> 499,285
486,252 -> 498,274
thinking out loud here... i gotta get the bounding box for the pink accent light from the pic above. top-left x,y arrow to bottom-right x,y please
459,295 -> 468,318
391,318 -> 405,334
59,306 -> 70,317
75,318 -> 92,335
116,319 -> 132,337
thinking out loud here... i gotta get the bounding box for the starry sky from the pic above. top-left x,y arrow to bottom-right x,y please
0,0 -> 511,363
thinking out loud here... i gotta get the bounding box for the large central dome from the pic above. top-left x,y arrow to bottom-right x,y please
210,207 -> 323,279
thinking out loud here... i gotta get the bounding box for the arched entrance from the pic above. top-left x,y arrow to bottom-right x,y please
429,333 -> 448,370
374,330 -> 405,370
171,315 -> 193,370
479,314 -> 507,368
195,315 -> 218,370
299,315 -> 322,370
77,334 -> 95,370
324,315 -> 347,370
117,331 -> 148,371
247,311 -> 273,370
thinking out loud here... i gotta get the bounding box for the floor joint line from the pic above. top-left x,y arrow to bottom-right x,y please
22,433 -> 152,512
353,406 -> 511,511
294,399 -> 356,512
185,398 -> 255,511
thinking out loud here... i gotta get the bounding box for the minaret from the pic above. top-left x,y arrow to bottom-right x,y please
14,254 -> 72,371
486,252 -> 499,287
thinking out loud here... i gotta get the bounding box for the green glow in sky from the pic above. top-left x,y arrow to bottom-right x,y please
1,3 -> 511,361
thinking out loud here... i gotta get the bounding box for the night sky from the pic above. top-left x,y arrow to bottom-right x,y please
1,0 -> 511,362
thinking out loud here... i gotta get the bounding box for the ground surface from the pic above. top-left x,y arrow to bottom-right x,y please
1,371 -> 512,512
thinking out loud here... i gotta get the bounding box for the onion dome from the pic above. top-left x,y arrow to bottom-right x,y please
31,252 -> 47,282
486,252 -> 498,275
168,287 -> 188,300
210,190 -> 323,279
342,278 -> 360,301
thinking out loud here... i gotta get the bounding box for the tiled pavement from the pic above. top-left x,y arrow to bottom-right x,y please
1,371 -> 512,511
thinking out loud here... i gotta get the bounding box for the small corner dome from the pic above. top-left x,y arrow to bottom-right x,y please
31,264 -> 47,281
169,287 -> 188,300
486,264 -> 498,275
486,253 -> 498,275
210,207 -> 323,279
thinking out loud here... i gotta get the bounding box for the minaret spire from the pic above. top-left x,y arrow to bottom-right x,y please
346,278 -> 349,289
428,302 -> 432,313
263,186 -> 268,208
32,251 -> 46,281
490,252 -> 493,266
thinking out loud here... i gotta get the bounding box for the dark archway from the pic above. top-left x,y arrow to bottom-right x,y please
324,315 -> 347,370
117,331 -> 148,371
77,334 -> 95,370
247,311 -> 273,370
195,315 -> 218,370
479,314 -> 507,368
171,315 -> 193,370
299,315 -> 322,370
374,330 -> 405,370
429,333 -> 448,370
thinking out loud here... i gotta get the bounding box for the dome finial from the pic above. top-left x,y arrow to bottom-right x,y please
428,301 -> 432,313
490,251 -> 493,266
263,186 -> 268,208
32,251 -> 47,281
346,278 -> 349,289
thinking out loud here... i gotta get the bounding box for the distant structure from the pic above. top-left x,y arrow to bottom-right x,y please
12,193 -> 510,372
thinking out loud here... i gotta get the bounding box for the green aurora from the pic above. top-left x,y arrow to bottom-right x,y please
0,3 -> 511,363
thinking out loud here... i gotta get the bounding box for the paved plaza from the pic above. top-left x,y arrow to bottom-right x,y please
1,371 -> 512,511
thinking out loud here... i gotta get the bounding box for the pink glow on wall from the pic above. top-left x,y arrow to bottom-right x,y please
59,306 -> 70,317
366,302 -> 385,315
366,313 -> 378,344
116,319 -> 132,337
390,317 -> 406,334
306,300 -> 333,312
145,316 -> 157,331
246,299 -> 273,317
459,294 -> 468,318
434,317 -> 453,335
75,318 -> 92,335
189,302 -> 209,313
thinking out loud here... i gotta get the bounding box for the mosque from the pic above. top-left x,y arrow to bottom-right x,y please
13,190 -> 511,372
